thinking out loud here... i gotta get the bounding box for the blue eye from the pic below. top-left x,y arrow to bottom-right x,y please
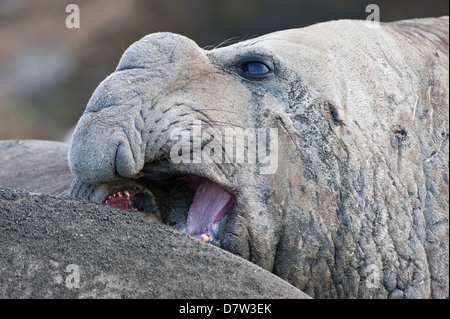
242,62 -> 269,75
238,59 -> 272,79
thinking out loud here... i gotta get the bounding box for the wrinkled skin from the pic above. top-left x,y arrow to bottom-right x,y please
68,17 -> 449,298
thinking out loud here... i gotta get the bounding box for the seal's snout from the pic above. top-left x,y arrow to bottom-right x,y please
68,115 -> 144,184
67,71 -> 148,183
68,32 -> 207,184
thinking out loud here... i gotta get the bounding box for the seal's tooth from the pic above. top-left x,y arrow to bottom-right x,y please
117,192 -> 122,197
124,190 -> 130,197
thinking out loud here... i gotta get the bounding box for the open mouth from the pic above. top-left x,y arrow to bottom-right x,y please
103,171 -> 233,244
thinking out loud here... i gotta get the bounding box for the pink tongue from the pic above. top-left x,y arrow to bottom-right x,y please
183,176 -> 232,236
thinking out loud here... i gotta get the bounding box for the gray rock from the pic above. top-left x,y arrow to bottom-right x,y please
0,139 -> 72,196
0,188 -> 309,299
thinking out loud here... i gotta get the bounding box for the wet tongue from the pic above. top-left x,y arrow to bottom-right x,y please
185,178 -> 232,236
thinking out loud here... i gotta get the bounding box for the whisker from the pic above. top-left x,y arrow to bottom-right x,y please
204,36 -> 241,50
240,37 -> 289,47
239,34 -> 260,42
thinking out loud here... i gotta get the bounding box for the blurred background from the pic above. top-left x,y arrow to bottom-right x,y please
0,0 -> 448,141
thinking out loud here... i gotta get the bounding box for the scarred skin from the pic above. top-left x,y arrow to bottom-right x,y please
2,17 -> 448,299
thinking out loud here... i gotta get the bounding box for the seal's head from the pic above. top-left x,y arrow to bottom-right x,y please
69,31 -> 296,265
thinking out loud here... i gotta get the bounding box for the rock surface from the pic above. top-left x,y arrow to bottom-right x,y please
0,188 -> 309,299
0,140 -> 72,196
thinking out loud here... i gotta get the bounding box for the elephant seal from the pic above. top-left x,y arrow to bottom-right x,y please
0,188 -> 309,299
72,17 -> 449,298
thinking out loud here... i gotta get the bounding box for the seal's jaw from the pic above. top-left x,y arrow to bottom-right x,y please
101,170 -> 234,245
